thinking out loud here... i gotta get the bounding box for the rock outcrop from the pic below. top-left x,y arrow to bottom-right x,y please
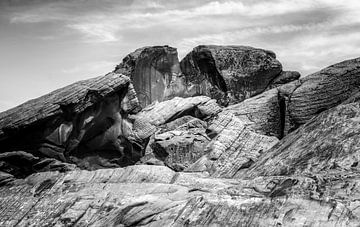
1,165 -> 359,226
114,46 -> 183,107
180,45 -> 283,105
246,99 -> 360,177
0,73 -> 141,172
288,57 -> 360,126
2,44 -> 360,226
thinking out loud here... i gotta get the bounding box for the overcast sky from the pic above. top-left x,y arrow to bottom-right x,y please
0,0 -> 360,111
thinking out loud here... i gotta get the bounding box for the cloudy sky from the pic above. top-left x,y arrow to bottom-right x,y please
0,0 -> 360,111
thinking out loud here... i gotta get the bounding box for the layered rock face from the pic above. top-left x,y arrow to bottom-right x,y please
288,57 -> 360,125
114,46 -> 183,107
180,45 -> 283,105
0,73 -> 141,172
2,45 -> 360,226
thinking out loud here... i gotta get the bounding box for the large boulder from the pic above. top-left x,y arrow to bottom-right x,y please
180,45 -> 282,105
246,99 -> 360,177
0,73 -> 141,171
114,46 -> 183,107
142,116 -> 211,171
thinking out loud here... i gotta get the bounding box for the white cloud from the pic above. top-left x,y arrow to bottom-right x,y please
61,61 -> 117,74
67,23 -> 120,43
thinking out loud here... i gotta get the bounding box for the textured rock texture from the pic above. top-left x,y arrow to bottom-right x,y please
114,46 -> 183,107
247,100 -> 360,177
180,45 -> 282,105
186,111 -> 279,178
0,73 -> 141,171
288,57 -> 360,125
133,96 -> 221,127
147,116 -> 210,171
1,165 -> 360,226
224,88 -> 283,138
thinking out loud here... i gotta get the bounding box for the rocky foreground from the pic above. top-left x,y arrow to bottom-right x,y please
1,45 -> 360,226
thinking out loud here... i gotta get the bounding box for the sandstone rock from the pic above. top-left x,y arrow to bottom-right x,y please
180,45 -> 282,105
134,96 -> 221,127
289,57 -> 360,125
114,46 -> 183,107
151,126 -> 211,171
1,165 -> 359,226
0,73 -> 141,171
246,100 -> 360,177
186,111 -> 279,178
224,88 -> 283,138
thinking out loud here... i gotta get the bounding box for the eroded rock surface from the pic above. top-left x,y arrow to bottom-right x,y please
114,46 -> 183,107
289,57 -> 360,125
224,88 -> 283,138
246,100 -> 360,177
180,45 -> 282,105
186,111 -> 279,178
0,73 -> 141,172
1,165 -> 360,226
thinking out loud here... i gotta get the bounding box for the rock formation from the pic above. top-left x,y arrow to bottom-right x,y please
1,165 -> 359,226
0,73 -> 141,172
114,46 -> 183,107
1,45 -> 360,226
180,45 -> 283,105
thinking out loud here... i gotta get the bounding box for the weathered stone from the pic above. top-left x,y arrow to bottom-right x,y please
158,115 -> 207,134
134,96 -> 221,127
267,70 -> 301,89
246,100 -> 360,177
289,57 -> 360,125
224,88 -> 283,138
1,165 -> 359,226
180,45 -> 282,105
0,73 -> 142,171
139,116 -> 209,169
152,128 -> 211,171
186,111 -> 279,178
114,45 -> 183,107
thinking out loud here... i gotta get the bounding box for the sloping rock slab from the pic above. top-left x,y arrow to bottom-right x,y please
246,100 -> 360,177
186,111 -> 279,178
1,165 -> 360,226
224,88 -> 283,138
180,45 -> 282,105
289,57 -> 360,125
